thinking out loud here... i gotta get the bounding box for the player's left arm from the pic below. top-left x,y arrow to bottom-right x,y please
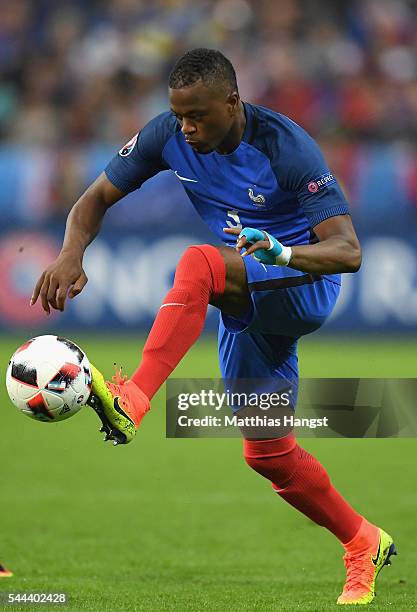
286,214 -> 361,273
231,122 -> 362,275
224,215 -> 361,274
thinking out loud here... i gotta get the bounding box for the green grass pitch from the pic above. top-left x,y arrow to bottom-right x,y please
1,334 -> 417,611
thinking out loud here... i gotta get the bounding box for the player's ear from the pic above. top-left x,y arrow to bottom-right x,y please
227,92 -> 239,116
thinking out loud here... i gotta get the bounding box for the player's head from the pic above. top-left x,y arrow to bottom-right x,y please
168,48 -> 240,154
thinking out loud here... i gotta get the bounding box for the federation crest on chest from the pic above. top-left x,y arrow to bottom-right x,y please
247,187 -> 266,207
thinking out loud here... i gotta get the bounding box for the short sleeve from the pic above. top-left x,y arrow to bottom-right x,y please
277,124 -> 350,228
104,112 -> 176,194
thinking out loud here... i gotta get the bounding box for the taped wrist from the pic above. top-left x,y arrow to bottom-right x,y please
264,232 -> 292,266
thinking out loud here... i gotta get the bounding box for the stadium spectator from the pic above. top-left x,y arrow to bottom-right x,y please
0,0 -> 415,220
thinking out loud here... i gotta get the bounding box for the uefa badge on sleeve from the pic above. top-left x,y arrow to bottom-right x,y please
307,172 -> 336,194
119,133 -> 138,157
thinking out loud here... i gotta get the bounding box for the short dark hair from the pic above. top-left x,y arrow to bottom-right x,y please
168,48 -> 238,94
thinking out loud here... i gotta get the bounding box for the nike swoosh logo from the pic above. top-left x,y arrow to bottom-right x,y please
174,171 -> 198,183
372,539 -> 381,566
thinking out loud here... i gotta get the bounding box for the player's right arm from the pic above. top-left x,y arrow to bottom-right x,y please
31,111 -> 176,314
31,172 -> 125,314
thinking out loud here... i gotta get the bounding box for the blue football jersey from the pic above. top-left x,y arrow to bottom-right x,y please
105,102 -> 350,283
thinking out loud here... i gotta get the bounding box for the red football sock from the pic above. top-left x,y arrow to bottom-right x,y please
343,517 -> 379,552
244,435 -> 363,543
131,245 -> 226,400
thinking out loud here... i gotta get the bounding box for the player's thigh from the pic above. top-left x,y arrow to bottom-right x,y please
232,255 -> 340,336
218,323 -> 299,427
210,246 -> 251,318
218,323 -> 298,383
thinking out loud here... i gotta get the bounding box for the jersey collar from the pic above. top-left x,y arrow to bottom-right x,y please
241,102 -> 256,144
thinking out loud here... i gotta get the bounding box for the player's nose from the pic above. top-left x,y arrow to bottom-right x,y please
181,119 -> 196,136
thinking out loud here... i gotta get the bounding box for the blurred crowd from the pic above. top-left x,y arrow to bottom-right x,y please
1,0 -> 416,146
0,0 -> 416,222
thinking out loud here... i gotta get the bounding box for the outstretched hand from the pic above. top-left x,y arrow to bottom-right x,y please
31,254 -> 88,314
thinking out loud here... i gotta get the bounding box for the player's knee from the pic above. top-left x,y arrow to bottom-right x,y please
244,452 -> 297,487
243,436 -> 299,487
244,452 -> 273,479
175,244 -> 225,296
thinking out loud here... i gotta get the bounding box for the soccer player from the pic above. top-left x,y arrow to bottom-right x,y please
0,562 -> 13,578
31,49 -> 396,605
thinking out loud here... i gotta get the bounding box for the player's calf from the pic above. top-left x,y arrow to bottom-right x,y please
130,244 -> 227,400
243,435 -> 363,542
89,243 -> 231,444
